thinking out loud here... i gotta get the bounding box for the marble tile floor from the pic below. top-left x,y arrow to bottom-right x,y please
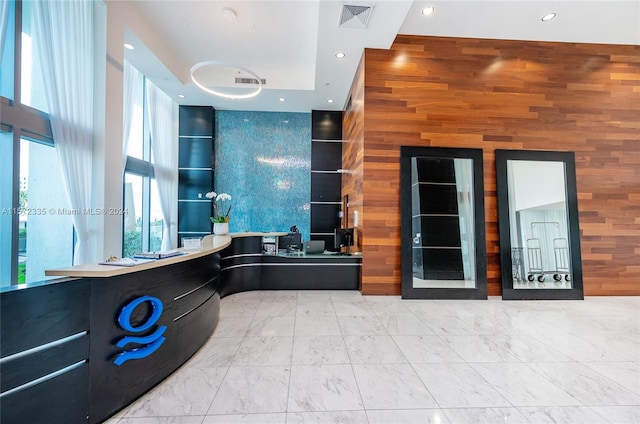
107,291 -> 639,424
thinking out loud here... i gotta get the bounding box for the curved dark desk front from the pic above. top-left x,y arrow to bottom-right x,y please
1,240 -> 229,424
220,235 -> 361,297
0,234 -> 361,423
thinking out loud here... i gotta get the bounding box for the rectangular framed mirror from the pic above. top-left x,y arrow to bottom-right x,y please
496,149 -> 583,300
400,146 -> 487,299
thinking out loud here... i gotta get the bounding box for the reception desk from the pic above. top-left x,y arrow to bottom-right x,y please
0,233 -> 361,423
221,233 -> 361,297
1,236 -> 231,424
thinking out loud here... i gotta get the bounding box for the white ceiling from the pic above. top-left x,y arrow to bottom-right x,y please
125,0 -> 640,113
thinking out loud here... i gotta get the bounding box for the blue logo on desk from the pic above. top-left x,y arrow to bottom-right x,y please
113,295 -> 166,366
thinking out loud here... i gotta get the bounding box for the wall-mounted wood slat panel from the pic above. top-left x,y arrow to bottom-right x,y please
342,56 -> 366,263
345,35 -> 640,296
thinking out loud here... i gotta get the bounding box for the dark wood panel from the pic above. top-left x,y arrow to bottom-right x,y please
0,335 -> 88,393
261,263 -> 359,290
0,280 -> 90,423
220,265 -> 262,298
0,280 -> 90,357
343,35 -> 640,296
88,254 -> 220,423
221,235 -> 264,256
0,363 -> 89,424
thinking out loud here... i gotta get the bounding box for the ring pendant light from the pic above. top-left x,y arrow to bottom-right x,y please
190,60 -> 263,100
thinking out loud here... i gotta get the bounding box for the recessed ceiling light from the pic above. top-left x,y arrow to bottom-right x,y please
178,94 -> 186,99
327,99 -> 334,103
422,6 -> 435,15
335,52 -> 346,59
124,43 -> 134,50
279,98 -> 285,102
541,12 -> 556,22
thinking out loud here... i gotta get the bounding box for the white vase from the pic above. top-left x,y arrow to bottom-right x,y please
213,222 -> 229,235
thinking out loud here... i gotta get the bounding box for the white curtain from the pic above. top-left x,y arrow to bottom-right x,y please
454,159 -> 475,280
0,0 -> 9,65
122,60 -> 141,167
146,80 -> 178,251
33,0 -> 94,265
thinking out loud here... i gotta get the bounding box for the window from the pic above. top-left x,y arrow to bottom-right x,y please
16,138 -> 73,282
0,0 -> 15,99
0,0 -> 74,287
122,67 -> 163,257
20,0 -> 47,112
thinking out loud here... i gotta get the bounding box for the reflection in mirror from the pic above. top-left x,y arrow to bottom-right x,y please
507,160 -> 571,289
496,149 -> 583,301
401,146 -> 487,300
411,157 -> 475,288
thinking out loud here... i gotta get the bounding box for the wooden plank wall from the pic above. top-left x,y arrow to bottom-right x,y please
344,35 -> 640,296
342,56 -> 365,273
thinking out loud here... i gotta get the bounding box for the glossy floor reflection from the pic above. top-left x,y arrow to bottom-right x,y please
108,292 -> 639,424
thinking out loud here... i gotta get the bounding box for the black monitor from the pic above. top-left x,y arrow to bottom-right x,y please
334,228 -> 354,255
280,233 -> 302,252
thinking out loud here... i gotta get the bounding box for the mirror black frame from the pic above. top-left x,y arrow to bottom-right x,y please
400,146 -> 487,299
496,149 -> 584,300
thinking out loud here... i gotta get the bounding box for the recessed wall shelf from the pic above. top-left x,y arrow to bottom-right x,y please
310,110 -> 344,251
178,106 -> 215,242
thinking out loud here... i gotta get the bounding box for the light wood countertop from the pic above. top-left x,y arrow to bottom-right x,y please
230,232 -> 288,238
45,235 -> 232,278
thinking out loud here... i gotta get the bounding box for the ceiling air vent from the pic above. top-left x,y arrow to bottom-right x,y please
339,4 -> 373,29
235,77 -> 266,85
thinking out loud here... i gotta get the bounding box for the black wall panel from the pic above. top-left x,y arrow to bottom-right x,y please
178,137 -> 215,169
178,106 -> 215,240
311,173 -> 343,202
414,216 -> 463,247
178,170 -> 214,199
311,204 -> 341,233
415,184 -> 459,215
311,110 -> 344,248
411,155 -> 464,281
311,141 -> 342,170
178,202 -> 213,233
179,106 -> 214,137
311,110 -> 343,140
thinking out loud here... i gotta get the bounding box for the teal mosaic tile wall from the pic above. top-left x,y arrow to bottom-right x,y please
215,111 -> 311,240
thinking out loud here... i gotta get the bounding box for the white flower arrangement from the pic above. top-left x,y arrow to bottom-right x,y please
205,191 -> 232,223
